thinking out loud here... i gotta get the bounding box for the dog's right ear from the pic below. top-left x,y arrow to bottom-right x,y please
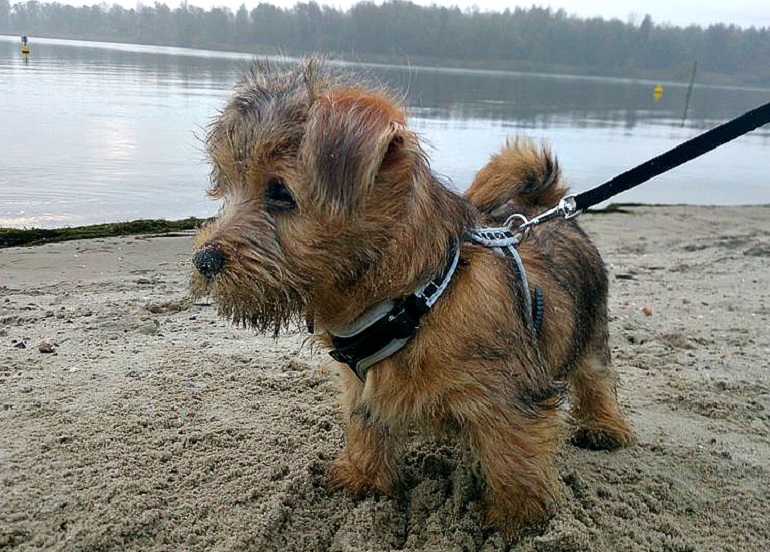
302,88 -> 415,213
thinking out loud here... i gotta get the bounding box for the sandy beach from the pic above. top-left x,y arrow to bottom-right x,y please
1,204 -> 769,551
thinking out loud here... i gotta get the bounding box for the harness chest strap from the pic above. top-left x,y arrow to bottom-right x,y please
328,246 -> 461,382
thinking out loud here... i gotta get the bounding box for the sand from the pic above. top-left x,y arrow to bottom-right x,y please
1,205 -> 769,551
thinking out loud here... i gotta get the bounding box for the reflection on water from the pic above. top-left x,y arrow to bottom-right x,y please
1,35 -> 768,228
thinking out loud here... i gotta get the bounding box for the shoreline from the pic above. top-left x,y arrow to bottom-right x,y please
2,204 -> 769,551
3,203 -> 769,248
0,217 -> 207,248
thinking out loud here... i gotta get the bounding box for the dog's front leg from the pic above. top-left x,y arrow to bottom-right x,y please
466,402 -> 562,539
328,371 -> 400,497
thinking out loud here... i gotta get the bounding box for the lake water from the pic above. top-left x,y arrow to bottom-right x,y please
1,35 -> 769,229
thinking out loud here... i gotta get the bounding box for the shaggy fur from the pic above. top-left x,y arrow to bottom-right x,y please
191,59 -> 634,539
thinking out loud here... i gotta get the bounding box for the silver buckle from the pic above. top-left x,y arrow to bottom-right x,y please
517,194 -> 582,235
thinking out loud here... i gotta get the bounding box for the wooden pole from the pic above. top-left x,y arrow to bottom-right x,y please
681,60 -> 698,127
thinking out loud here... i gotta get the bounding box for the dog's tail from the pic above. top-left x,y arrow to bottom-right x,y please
465,137 -> 567,216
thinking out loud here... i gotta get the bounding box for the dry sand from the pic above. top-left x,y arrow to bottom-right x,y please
1,205 -> 769,551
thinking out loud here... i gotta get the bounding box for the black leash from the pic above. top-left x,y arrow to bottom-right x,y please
518,99 -> 770,232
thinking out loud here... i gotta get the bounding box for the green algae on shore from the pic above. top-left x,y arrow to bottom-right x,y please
0,218 -> 208,248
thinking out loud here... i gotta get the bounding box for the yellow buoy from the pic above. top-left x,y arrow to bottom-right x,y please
21,44 -> 30,55
653,83 -> 663,101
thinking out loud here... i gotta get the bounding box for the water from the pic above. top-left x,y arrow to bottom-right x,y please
1,35 -> 769,229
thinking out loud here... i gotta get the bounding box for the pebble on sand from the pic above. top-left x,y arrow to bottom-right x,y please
37,339 -> 58,353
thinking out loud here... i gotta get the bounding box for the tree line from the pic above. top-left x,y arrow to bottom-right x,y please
2,0 -> 769,86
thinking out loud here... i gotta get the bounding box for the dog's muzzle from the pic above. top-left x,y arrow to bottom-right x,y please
193,245 -> 226,279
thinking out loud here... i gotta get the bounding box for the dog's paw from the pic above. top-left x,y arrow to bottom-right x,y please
326,457 -> 391,498
570,424 -> 635,451
484,494 -> 555,541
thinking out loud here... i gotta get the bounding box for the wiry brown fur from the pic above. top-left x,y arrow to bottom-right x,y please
191,59 -> 634,539
466,136 -> 566,215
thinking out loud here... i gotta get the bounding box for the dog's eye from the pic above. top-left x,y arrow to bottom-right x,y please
265,178 -> 296,213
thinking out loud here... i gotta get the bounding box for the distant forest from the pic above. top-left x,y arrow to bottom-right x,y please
2,0 -> 770,86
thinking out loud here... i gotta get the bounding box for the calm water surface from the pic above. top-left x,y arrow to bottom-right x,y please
1,35 -> 769,228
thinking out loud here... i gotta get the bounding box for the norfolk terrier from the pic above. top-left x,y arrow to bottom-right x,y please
191,59 -> 634,538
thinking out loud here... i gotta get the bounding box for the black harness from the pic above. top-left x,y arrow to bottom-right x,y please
328,246 -> 461,381
328,227 -> 543,382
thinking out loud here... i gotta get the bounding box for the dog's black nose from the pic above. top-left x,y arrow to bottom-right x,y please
193,246 -> 226,279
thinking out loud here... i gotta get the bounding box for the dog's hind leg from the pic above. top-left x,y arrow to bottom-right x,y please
568,347 -> 635,450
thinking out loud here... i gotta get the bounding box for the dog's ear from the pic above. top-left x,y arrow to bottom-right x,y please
302,88 -> 414,212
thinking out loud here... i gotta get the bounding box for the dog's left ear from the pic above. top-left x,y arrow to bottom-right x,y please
302,88 -> 414,212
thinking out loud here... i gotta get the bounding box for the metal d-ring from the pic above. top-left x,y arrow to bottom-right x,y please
502,213 -> 530,244
504,213 -> 530,231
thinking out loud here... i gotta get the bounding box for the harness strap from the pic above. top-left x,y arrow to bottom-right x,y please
533,286 -> 544,335
507,244 -> 534,330
468,225 -> 542,337
328,246 -> 461,382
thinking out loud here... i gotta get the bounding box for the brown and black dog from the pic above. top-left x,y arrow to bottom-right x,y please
191,59 -> 633,538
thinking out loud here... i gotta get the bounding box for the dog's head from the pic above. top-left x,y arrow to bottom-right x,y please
191,60 -> 450,332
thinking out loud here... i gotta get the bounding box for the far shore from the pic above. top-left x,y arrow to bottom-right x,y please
3,32 -> 767,89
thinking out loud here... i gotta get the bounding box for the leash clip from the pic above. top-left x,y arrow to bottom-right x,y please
516,194 -> 581,235
558,195 -> 581,219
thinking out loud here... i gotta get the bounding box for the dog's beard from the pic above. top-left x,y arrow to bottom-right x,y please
190,265 -> 308,335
